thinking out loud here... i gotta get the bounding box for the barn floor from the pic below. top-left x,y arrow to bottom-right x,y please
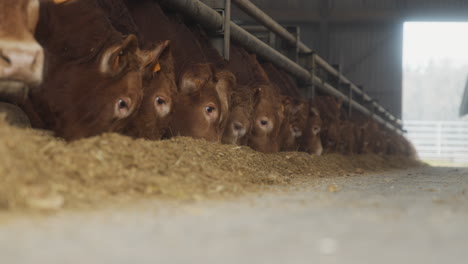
1,166 -> 467,264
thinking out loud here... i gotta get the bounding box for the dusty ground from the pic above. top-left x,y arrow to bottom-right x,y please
5,115 -> 457,263
1,166 -> 467,264
0,117 -> 419,212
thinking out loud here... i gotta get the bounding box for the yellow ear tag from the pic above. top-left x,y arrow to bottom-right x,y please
153,63 -> 161,73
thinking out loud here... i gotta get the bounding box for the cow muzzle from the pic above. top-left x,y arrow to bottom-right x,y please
0,40 -> 44,98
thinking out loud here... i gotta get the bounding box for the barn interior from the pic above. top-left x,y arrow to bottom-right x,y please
0,0 -> 467,263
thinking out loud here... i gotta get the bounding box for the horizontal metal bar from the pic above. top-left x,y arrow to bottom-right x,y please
159,0 -> 401,133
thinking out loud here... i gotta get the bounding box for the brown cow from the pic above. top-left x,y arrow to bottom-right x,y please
314,96 -> 342,152
359,119 -> 383,154
261,62 -> 301,98
222,85 -> 258,145
0,0 -> 43,100
122,41 -> 177,140
262,63 -> 323,154
336,121 -> 358,154
279,96 -> 308,151
125,0 -> 233,142
25,0 -> 159,140
96,0 -> 177,140
221,46 -> 260,146
301,104 -> 323,155
225,45 -> 283,153
247,83 -> 284,153
168,63 -> 233,141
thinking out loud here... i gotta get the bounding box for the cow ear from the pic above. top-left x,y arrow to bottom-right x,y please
215,71 -> 236,125
179,65 -> 211,95
138,40 -> 171,78
251,86 -> 262,107
336,97 -> 343,109
281,96 -> 292,114
310,106 -> 320,117
281,96 -> 292,106
100,34 -> 138,77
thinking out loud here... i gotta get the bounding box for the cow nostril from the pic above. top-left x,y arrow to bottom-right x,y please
0,51 -> 11,65
233,122 -> 243,131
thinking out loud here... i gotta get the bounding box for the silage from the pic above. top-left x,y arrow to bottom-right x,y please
0,117 -> 422,212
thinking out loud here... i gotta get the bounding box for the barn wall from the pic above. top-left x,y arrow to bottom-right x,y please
231,0 -> 468,119
326,22 -> 404,118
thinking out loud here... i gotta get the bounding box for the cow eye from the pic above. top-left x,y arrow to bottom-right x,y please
115,98 -> 132,119
118,99 -> 128,109
260,120 -> 268,126
205,106 -> 216,114
155,96 -> 166,105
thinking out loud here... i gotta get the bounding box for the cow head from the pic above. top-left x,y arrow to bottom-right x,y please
247,84 -> 284,153
28,0 -> 160,140
123,40 -> 177,140
337,121 -> 357,154
302,105 -> 323,155
221,85 -> 258,145
169,64 -> 234,142
280,97 -> 309,151
37,34 -> 146,140
0,0 -> 44,100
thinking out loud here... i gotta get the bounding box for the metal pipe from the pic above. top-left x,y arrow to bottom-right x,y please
224,0 -> 231,60
158,0 -> 401,132
232,0 -> 401,126
232,0 -> 311,53
160,0 -> 311,79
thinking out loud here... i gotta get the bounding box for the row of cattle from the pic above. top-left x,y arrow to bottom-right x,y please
0,0 -> 415,156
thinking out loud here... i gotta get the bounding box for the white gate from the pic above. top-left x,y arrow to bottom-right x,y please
404,121 -> 468,164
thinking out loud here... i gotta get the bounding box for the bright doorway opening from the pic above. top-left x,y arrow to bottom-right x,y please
403,22 -> 468,166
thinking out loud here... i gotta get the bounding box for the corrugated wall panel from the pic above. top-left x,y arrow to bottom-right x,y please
326,23 -> 403,117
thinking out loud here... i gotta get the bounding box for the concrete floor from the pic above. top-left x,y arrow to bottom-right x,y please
1,166 -> 468,264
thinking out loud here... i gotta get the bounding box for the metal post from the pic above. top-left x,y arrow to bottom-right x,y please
268,31 -> 276,48
284,26 -> 300,63
202,0 -> 231,60
347,83 -> 353,117
300,52 -> 316,99
437,122 -> 442,157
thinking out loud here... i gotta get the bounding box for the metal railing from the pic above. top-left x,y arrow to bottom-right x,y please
232,0 -> 401,126
405,120 -> 468,164
158,0 -> 403,133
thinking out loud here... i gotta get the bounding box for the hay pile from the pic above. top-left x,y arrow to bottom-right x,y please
0,118 -> 421,212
